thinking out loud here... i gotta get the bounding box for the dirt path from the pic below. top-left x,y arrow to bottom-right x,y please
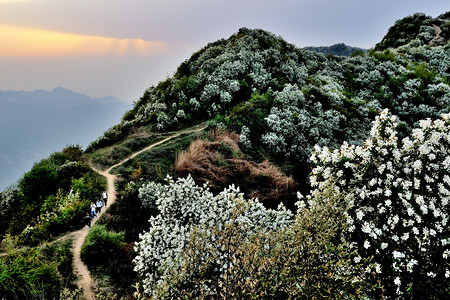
72,125 -> 206,300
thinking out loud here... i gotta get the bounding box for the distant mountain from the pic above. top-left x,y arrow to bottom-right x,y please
303,43 -> 368,56
0,87 -> 132,190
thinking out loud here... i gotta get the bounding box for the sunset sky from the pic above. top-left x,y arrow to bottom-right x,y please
0,0 -> 448,102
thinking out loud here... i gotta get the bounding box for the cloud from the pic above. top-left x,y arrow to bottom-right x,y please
0,25 -> 169,57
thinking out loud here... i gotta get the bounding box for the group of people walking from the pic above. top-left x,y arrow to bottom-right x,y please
84,191 -> 108,228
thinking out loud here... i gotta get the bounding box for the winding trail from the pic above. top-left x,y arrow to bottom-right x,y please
72,125 -> 206,300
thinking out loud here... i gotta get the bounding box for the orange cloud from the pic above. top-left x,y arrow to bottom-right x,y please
0,25 -> 169,57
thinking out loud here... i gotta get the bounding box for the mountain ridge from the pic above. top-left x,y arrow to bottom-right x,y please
303,43 -> 368,56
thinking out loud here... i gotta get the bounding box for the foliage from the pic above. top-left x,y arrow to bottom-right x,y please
134,175 -> 292,297
80,224 -> 135,295
3,13 -> 450,299
0,239 -> 74,299
98,181 -> 157,243
175,129 -> 296,209
308,109 -> 450,298
88,26 -> 449,192
304,43 -> 368,57
93,180 -> 158,297
18,190 -> 89,244
374,13 -> 436,51
81,224 -> 124,265
169,184 -> 371,299
1,145 -> 105,245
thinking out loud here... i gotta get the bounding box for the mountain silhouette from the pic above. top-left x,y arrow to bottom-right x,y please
0,87 -> 131,190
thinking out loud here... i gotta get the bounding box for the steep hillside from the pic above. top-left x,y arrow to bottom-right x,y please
89,24 -> 449,196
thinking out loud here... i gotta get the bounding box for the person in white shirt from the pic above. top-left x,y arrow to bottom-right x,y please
90,202 -> 97,218
102,191 -> 108,206
96,199 -> 103,214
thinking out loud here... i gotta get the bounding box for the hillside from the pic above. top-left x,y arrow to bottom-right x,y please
89,19 -> 450,195
0,87 -> 131,190
375,12 -> 450,50
1,11 -> 450,300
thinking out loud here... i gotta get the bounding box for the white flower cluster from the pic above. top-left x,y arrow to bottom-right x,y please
239,125 -> 252,150
309,109 -> 450,295
262,83 -> 342,161
0,188 -> 19,217
134,175 -> 292,296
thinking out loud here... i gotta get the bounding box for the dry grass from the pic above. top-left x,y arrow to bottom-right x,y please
175,129 -> 296,208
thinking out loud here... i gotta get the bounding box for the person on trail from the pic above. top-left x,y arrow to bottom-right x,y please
96,199 -> 103,214
91,202 -> 97,219
84,212 -> 92,228
102,191 -> 108,207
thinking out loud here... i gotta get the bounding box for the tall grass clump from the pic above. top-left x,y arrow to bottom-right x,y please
175,129 -> 296,208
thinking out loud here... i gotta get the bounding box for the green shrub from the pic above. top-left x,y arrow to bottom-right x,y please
81,224 -> 136,295
70,172 -> 106,202
97,182 -> 156,243
368,49 -> 396,62
81,224 -> 124,266
0,249 -> 60,299
19,163 -> 58,204
18,190 -> 90,244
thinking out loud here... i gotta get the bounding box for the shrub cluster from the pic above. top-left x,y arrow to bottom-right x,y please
134,110 -> 450,299
134,175 -> 292,297
134,175 -> 370,298
0,238 -> 74,299
307,109 -> 450,298
0,145 -> 105,245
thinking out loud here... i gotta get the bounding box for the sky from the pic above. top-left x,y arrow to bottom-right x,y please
0,0 -> 448,102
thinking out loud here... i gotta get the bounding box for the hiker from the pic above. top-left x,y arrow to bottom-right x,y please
91,202 -> 97,219
102,190 -> 108,206
84,212 -> 92,228
96,199 -> 103,214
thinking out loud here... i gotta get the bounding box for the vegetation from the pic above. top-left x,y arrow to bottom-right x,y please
0,145 -> 105,246
108,130 -> 203,183
0,236 -> 75,299
307,110 -> 450,298
175,129 -> 296,209
80,225 -> 135,295
92,15 -> 449,197
304,43 -> 368,56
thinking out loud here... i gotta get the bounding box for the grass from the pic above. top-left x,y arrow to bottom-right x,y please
0,236 -> 77,299
85,127 -> 172,171
110,131 -> 204,183
175,129 -> 297,209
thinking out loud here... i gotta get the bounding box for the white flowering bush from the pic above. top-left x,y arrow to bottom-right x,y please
133,175 -> 292,297
239,125 -> 252,150
262,83 -> 342,162
0,188 -> 20,217
309,109 -> 450,297
134,174 -> 373,298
